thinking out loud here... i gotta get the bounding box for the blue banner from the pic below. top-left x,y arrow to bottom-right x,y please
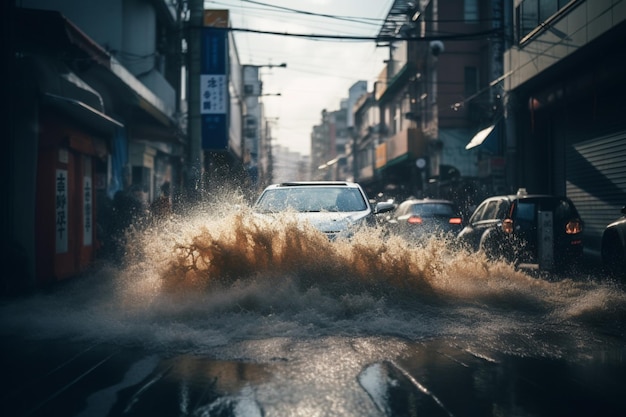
201,28 -> 228,150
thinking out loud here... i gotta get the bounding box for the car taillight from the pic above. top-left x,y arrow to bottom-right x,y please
565,219 -> 583,234
408,216 -> 423,224
502,218 -> 514,234
449,217 -> 462,225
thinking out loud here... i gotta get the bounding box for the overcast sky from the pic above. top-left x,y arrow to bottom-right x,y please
205,0 -> 394,156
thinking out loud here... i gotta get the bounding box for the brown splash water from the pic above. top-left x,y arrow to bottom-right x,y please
117,201 -> 626,326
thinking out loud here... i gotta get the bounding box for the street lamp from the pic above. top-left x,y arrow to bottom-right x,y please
244,62 -> 287,70
258,63 -> 287,69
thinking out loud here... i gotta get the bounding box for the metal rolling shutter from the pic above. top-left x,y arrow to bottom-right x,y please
566,132 -> 626,253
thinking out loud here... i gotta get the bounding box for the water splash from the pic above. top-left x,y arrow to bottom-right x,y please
2,194 -> 624,357
118,200 -> 626,323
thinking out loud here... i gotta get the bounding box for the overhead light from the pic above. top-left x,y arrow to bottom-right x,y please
466,124 -> 496,150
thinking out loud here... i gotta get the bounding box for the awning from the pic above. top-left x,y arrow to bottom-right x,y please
44,93 -> 124,134
466,124 -> 496,150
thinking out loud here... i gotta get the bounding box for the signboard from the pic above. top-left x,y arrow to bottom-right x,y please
200,74 -> 226,114
538,211 -> 554,270
55,169 -> 68,253
83,177 -> 93,247
204,9 -> 229,28
201,25 -> 228,150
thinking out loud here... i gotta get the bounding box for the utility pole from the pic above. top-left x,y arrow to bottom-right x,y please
186,0 -> 204,201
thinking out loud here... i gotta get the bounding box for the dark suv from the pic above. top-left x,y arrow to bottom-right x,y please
457,189 -> 584,271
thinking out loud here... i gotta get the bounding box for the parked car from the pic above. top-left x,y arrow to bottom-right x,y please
253,181 -> 395,240
601,205 -> 626,280
457,189 -> 584,271
385,198 -> 464,242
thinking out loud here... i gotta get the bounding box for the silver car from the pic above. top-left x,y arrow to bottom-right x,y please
253,181 -> 394,240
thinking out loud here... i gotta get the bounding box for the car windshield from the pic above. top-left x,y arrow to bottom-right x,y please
255,187 -> 367,213
411,203 -> 456,216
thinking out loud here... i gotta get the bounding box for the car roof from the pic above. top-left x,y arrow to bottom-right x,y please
401,198 -> 456,204
484,194 -> 570,202
264,181 -> 361,189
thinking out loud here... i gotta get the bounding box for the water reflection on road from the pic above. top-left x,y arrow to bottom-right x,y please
1,200 -> 625,416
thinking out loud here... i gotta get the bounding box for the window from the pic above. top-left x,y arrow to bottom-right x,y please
412,203 -> 456,216
518,0 -> 538,40
470,201 -> 488,222
516,0 -> 576,43
495,201 -> 509,219
515,202 -> 536,222
539,1 -> 559,21
464,0 -> 479,23
482,201 -> 499,220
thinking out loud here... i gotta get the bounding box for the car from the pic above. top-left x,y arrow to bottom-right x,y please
385,198 -> 464,242
253,181 -> 395,240
601,204 -> 626,280
457,189 -> 584,271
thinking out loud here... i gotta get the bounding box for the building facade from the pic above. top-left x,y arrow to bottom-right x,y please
350,0 -> 505,207
503,0 -> 626,256
9,0 -> 186,291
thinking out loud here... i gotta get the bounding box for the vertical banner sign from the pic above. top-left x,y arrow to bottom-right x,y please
538,210 -> 554,270
83,157 -> 93,246
201,25 -> 228,150
55,169 -> 68,254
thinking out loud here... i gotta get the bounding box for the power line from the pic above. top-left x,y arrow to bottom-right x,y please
207,0 -> 503,27
207,0 -> 386,26
203,25 -> 502,42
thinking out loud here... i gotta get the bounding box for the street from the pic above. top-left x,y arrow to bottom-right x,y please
1,206 -> 625,416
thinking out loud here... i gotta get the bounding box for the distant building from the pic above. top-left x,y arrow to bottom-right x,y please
363,0 -> 504,202
272,145 -> 311,183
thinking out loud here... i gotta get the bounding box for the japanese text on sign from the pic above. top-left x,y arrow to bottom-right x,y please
56,170 -> 68,253
83,176 -> 92,246
200,74 -> 226,114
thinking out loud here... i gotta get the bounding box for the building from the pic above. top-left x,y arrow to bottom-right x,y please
243,65 -> 264,189
353,91 -> 381,196
9,0 -> 186,291
271,145 -> 311,183
353,0 -> 505,207
503,0 -> 626,257
242,63 -> 287,191
311,81 -> 368,182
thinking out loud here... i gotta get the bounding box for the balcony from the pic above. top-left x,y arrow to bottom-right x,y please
376,127 -> 427,169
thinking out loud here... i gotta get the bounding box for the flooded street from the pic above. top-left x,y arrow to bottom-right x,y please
2,200 -> 626,416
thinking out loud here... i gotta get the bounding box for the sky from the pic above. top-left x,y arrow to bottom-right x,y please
205,0 -> 395,156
